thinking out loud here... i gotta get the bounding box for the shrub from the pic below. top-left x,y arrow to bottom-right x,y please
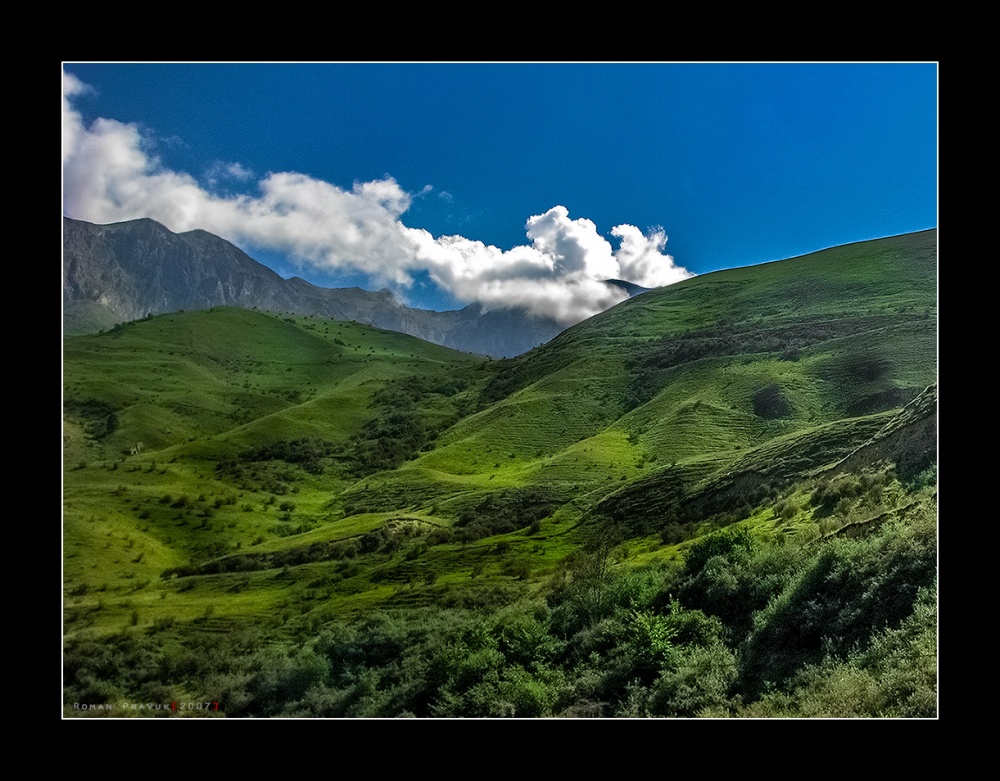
454,488 -> 557,541
810,474 -> 863,511
677,539 -> 803,642
737,512 -> 936,698
683,526 -> 754,577
773,498 -> 798,521
648,642 -> 738,717
660,522 -> 695,546
502,560 -> 531,581
426,528 -> 453,546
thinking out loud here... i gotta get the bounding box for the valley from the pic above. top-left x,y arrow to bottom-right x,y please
62,229 -> 938,718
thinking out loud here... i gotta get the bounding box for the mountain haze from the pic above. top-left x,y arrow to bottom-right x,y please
63,217 -> 648,357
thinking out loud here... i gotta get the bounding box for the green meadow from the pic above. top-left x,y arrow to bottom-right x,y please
63,230 -> 937,717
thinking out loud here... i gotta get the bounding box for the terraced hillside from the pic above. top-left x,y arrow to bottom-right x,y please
342,229 -> 935,537
63,230 -> 937,718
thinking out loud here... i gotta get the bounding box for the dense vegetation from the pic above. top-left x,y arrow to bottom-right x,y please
63,230 -> 938,718
64,500 -> 936,717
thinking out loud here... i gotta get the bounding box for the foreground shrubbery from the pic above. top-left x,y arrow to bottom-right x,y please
64,503 -> 936,718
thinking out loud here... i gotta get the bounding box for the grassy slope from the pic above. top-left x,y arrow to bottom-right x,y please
63,231 -> 937,712
344,229 -> 935,536
63,308 -> 484,633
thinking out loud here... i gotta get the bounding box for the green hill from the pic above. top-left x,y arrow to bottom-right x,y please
62,231 -> 937,718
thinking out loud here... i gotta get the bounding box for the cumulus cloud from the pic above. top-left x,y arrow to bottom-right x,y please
62,69 -> 693,325
62,70 -> 94,166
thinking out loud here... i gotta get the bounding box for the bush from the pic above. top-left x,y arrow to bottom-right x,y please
683,526 -> 754,577
501,559 -> 531,581
773,498 -> 798,521
454,488 -> 557,541
648,642 -> 738,717
810,474 -> 863,511
677,539 -> 804,643
737,512 -> 936,699
660,522 -> 695,546
426,528 -> 453,546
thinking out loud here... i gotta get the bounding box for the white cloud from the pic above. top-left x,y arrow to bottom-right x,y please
612,224 -> 693,288
62,70 -> 94,166
62,69 -> 694,326
206,161 -> 255,186
406,206 -> 693,323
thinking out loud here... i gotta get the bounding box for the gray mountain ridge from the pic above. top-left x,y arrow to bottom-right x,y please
62,217 -> 650,358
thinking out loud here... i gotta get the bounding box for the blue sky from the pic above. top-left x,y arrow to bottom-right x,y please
62,62 -> 937,324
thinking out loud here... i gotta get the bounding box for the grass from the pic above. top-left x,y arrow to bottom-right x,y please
63,231 -> 937,716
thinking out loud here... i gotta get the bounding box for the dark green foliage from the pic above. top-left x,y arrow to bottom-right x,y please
64,397 -> 118,440
454,488 -> 558,541
811,475 -> 859,509
660,521 -> 697,545
350,409 -> 428,475
347,373 -> 474,476
237,438 -> 339,474
426,527 -> 454,546
730,582 -> 937,718
64,630 -> 183,712
737,511 -> 936,699
682,526 -> 754,577
809,472 -> 889,516
904,464 -> 936,492
548,547 -> 667,635
753,384 -> 792,419
647,642 -> 739,717
67,508 -> 935,718
215,458 -> 298,494
476,352 -> 572,408
501,559 -> 532,580
162,536 -> 362,578
677,540 -> 805,643
773,498 -> 799,520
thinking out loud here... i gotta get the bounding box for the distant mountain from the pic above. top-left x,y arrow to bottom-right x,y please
604,278 -> 651,297
64,217 -> 647,357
